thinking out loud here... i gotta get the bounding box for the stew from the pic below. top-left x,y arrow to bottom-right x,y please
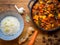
32,0 -> 60,30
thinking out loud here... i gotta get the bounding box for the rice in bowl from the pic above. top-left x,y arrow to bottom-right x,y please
1,16 -> 20,35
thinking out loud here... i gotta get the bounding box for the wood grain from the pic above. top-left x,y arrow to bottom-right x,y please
0,0 -> 60,45
0,0 -> 20,4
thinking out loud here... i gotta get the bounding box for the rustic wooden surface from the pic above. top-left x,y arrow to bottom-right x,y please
0,0 -> 20,4
0,0 -> 60,45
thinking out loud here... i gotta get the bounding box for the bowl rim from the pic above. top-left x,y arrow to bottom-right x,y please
0,10 -> 24,41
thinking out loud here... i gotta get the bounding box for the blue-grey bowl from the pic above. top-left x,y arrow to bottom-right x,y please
0,10 -> 24,41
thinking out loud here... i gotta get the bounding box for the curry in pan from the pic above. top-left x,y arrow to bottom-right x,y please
32,0 -> 60,30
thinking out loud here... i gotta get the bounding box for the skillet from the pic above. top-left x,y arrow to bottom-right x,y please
28,0 -> 60,32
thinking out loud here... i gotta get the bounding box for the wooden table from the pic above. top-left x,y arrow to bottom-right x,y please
0,0 -> 60,45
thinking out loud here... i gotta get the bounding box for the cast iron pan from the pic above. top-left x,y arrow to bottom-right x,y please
28,0 -> 60,32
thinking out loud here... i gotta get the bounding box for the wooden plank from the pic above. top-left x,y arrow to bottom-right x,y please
0,0 -> 20,4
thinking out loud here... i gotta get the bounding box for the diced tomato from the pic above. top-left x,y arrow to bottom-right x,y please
40,9 -> 44,13
39,4 -> 45,9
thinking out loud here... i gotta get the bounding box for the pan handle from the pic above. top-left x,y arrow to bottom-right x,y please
28,0 -> 36,10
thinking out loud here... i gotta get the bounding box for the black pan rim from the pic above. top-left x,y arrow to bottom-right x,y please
30,0 -> 60,32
